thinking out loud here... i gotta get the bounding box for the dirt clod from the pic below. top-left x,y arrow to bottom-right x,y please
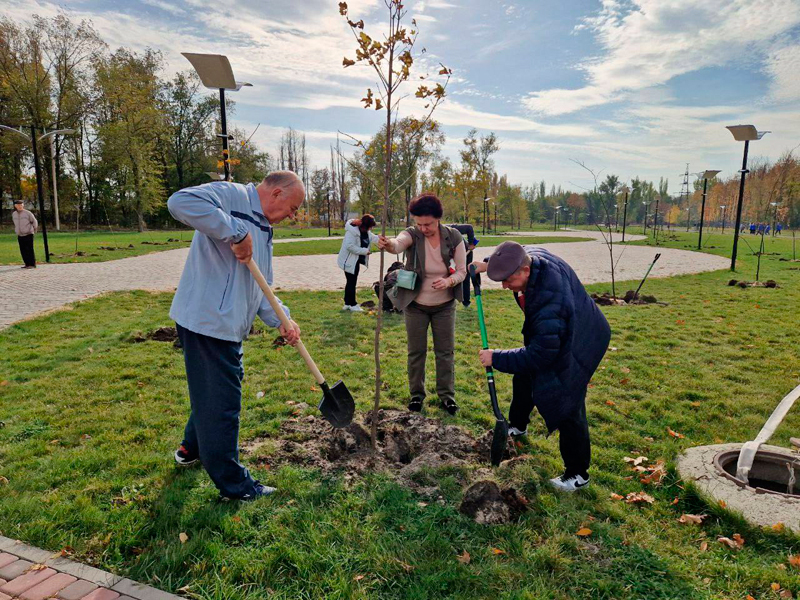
459,480 -> 529,524
592,291 -> 661,306
132,326 -> 180,347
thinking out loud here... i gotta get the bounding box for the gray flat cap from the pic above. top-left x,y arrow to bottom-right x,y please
487,241 -> 526,281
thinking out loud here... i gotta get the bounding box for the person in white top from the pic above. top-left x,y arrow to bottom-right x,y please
336,214 -> 379,311
378,193 -> 467,414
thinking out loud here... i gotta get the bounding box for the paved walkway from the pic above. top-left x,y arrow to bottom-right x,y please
0,535 -> 178,600
0,231 -> 729,330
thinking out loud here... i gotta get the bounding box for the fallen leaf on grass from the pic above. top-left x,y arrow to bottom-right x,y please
623,456 -> 648,466
576,528 -> 592,537
0,476 -> 8,485
667,427 -> 685,439
394,559 -> 414,572
772,522 -> 785,532
605,399 -> 615,406
81,434 -> 92,440
620,367 -> 631,374
671,497 -> 679,505
699,541 -> 708,552
610,493 -> 624,500
718,500 -> 727,508
717,534 -> 744,550
640,461 -> 667,485
675,320 -> 685,326
457,550 -> 471,564
779,589 -> 793,598
678,514 -> 707,525
231,516 -> 241,523
746,595 -> 756,600
179,532 -> 189,544
417,502 -> 428,508
620,378 -> 630,386
788,555 -> 800,569
353,575 -> 365,581
491,547 -> 506,555
0,380 -> 8,386
625,492 -> 654,505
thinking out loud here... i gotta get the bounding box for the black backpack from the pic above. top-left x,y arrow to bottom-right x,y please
373,261 -> 405,312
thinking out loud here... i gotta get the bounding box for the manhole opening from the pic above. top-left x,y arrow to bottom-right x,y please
715,450 -> 800,498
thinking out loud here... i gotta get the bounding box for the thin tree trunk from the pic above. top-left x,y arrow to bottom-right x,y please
372,10 -> 396,451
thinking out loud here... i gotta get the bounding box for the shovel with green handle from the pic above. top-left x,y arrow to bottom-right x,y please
469,264 -> 509,466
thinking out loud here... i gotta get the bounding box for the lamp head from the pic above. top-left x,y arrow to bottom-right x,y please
726,125 -> 770,142
182,53 -> 251,91
702,170 -> 721,180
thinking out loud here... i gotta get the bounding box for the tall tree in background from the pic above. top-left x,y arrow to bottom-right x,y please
95,48 -> 166,231
162,71 -> 219,191
340,0 -> 450,448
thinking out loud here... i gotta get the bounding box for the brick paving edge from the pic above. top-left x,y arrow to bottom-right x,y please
0,536 -> 182,599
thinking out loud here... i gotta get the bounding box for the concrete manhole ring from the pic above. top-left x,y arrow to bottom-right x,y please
676,443 -> 800,532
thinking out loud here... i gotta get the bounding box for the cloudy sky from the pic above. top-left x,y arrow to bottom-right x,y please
5,0 -> 800,191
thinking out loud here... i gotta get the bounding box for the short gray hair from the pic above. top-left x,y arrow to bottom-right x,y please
263,171 -> 303,190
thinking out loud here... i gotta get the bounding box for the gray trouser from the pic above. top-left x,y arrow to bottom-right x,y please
404,299 -> 456,403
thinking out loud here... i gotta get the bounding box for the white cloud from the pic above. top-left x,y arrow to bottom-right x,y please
765,41 -> 800,103
139,0 -> 186,15
523,0 -> 800,116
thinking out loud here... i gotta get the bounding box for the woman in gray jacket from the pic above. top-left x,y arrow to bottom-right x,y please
337,214 -> 379,312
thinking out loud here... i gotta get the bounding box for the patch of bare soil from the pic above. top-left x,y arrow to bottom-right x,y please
246,409 -> 531,521
132,326 -> 181,348
591,290 -> 662,306
727,279 -> 779,288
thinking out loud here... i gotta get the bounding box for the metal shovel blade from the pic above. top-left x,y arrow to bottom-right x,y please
490,419 -> 509,466
318,380 -> 355,429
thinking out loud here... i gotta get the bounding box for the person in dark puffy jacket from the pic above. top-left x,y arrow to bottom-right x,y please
471,242 -> 611,492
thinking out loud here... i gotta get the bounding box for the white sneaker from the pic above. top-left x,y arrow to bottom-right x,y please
508,426 -> 527,436
342,304 -> 351,311
349,305 -> 364,312
549,473 -> 590,492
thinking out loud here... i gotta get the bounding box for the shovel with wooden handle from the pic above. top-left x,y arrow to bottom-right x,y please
470,264 -> 509,466
246,260 -> 355,428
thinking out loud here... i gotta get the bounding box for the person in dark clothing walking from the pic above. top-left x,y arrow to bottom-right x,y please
12,199 -> 38,268
448,223 -> 479,307
471,242 -> 611,492
337,214 -> 379,312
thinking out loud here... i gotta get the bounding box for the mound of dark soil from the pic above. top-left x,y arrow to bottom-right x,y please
727,279 -> 779,288
246,410 -> 525,497
132,326 -> 181,347
459,480 -> 529,524
360,300 -> 377,309
592,291 -> 661,306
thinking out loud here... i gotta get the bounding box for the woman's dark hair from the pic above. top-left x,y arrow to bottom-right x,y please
408,193 -> 443,219
357,214 -> 376,230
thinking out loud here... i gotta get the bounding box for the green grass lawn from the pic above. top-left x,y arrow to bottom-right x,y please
0,231 -> 592,264
1,235 -> 799,599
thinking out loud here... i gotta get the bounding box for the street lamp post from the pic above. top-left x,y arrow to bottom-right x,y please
483,193 -> 488,235
182,53 -> 252,182
642,201 -> 649,234
726,124 -> 770,271
42,129 -> 76,231
698,169 -> 721,250
553,205 -> 561,232
326,190 -> 332,237
720,205 -> 727,234
621,187 -> 630,242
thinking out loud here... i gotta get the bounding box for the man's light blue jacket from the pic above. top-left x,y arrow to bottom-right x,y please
168,181 -> 289,342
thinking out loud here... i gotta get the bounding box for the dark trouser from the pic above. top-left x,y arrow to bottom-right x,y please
462,250 -> 475,305
344,262 -> 361,306
176,324 -> 258,498
18,234 -> 35,267
510,373 -> 590,478
404,299 -> 456,404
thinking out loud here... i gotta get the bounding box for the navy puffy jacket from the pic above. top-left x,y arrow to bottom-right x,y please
491,247 -> 611,431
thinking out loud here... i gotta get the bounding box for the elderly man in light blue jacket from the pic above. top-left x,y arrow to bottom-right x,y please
168,171 -> 304,501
